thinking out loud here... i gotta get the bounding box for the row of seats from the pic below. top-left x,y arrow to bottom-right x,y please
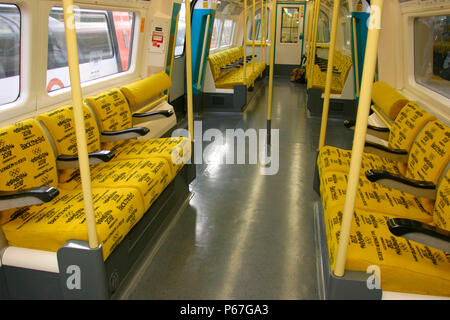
310,51 -> 353,94
0,72 -> 191,261
208,47 -> 266,89
316,81 -> 450,297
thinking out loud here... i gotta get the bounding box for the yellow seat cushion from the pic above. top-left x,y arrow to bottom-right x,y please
372,81 -> 409,120
317,145 -> 405,178
406,120 -> 450,185
0,187 -> 145,260
120,72 -> 171,108
320,171 -> 434,222
84,88 -> 133,132
104,137 -> 191,180
0,119 -> 58,191
59,158 -> 171,208
324,207 -> 450,297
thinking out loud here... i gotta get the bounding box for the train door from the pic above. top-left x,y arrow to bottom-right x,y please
275,3 -> 306,68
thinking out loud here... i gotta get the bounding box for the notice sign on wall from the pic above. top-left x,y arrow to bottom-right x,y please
151,26 -> 165,53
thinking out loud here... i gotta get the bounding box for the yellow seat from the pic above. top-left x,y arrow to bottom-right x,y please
323,170 -> 450,297
320,170 -> 434,222
311,51 -> 353,94
209,47 -> 265,89
317,103 -> 436,177
0,119 -> 145,260
87,89 -> 190,178
39,98 -> 188,181
1,187 -> 145,260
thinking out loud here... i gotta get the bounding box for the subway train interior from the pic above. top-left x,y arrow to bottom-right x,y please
0,0 -> 448,302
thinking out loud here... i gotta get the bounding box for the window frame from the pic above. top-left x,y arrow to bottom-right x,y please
45,6 -> 136,94
38,2 -> 144,108
0,3 -> 21,107
402,9 -> 450,121
220,18 -> 235,48
210,17 -> 223,51
247,7 -> 270,42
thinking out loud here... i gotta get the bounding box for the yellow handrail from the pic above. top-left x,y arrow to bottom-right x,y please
185,0 -> 194,140
334,0 -> 385,278
243,0 -> 247,86
197,14 -> 211,90
318,0 -> 341,150
267,0 -> 277,124
62,0 -> 99,249
352,17 -> 360,98
252,0 -> 256,74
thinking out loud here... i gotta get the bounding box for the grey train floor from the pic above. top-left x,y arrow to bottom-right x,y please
119,77 -> 354,300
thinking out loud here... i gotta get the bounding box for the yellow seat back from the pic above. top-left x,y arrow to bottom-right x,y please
406,120 -> 450,184
388,102 -> 437,151
36,104 -> 101,157
433,170 -> 450,231
0,119 -> 58,191
84,88 -> 133,132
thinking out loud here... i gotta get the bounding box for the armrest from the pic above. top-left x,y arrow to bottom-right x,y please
388,218 -> 450,253
364,142 -> 409,162
56,150 -> 115,169
344,120 -> 390,140
132,109 -> 174,119
365,170 -> 437,200
101,127 -> 150,142
0,187 -> 59,211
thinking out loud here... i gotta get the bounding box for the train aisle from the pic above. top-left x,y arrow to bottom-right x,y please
119,78 -> 354,300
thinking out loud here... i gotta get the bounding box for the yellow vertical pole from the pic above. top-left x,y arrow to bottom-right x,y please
305,1 -> 314,79
167,10 -> 180,100
252,0 -> 256,78
264,0 -> 267,65
266,0 -> 277,144
308,0 -> 320,89
61,0 -> 99,249
352,17 -> 360,98
260,0 -> 264,63
243,0 -> 247,86
318,0 -> 341,150
185,0 -> 194,140
334,0 -> 385,278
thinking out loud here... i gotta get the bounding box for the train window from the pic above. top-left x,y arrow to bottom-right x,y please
220,19 -> 235,47
210,18 -> 222,50
46,7 -> 135,93
0,4 -> 20,105
248,8 -> 269,41
317,10 -> 330,43
414,15 -> 450,99
175,0 -> 186,57
280,7 -> 299,44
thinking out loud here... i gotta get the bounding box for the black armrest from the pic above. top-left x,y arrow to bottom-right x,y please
0,186 -> 59,210
57,150 -> 115,163
132,109 -> 174,119
101,127 -> 150,142
365,170 -> 437,199
56,150 -> 115,169
365,142 -> 408,155
388,218 -> 450,252
344,120 -> 390,133
364,142 -> 409,162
